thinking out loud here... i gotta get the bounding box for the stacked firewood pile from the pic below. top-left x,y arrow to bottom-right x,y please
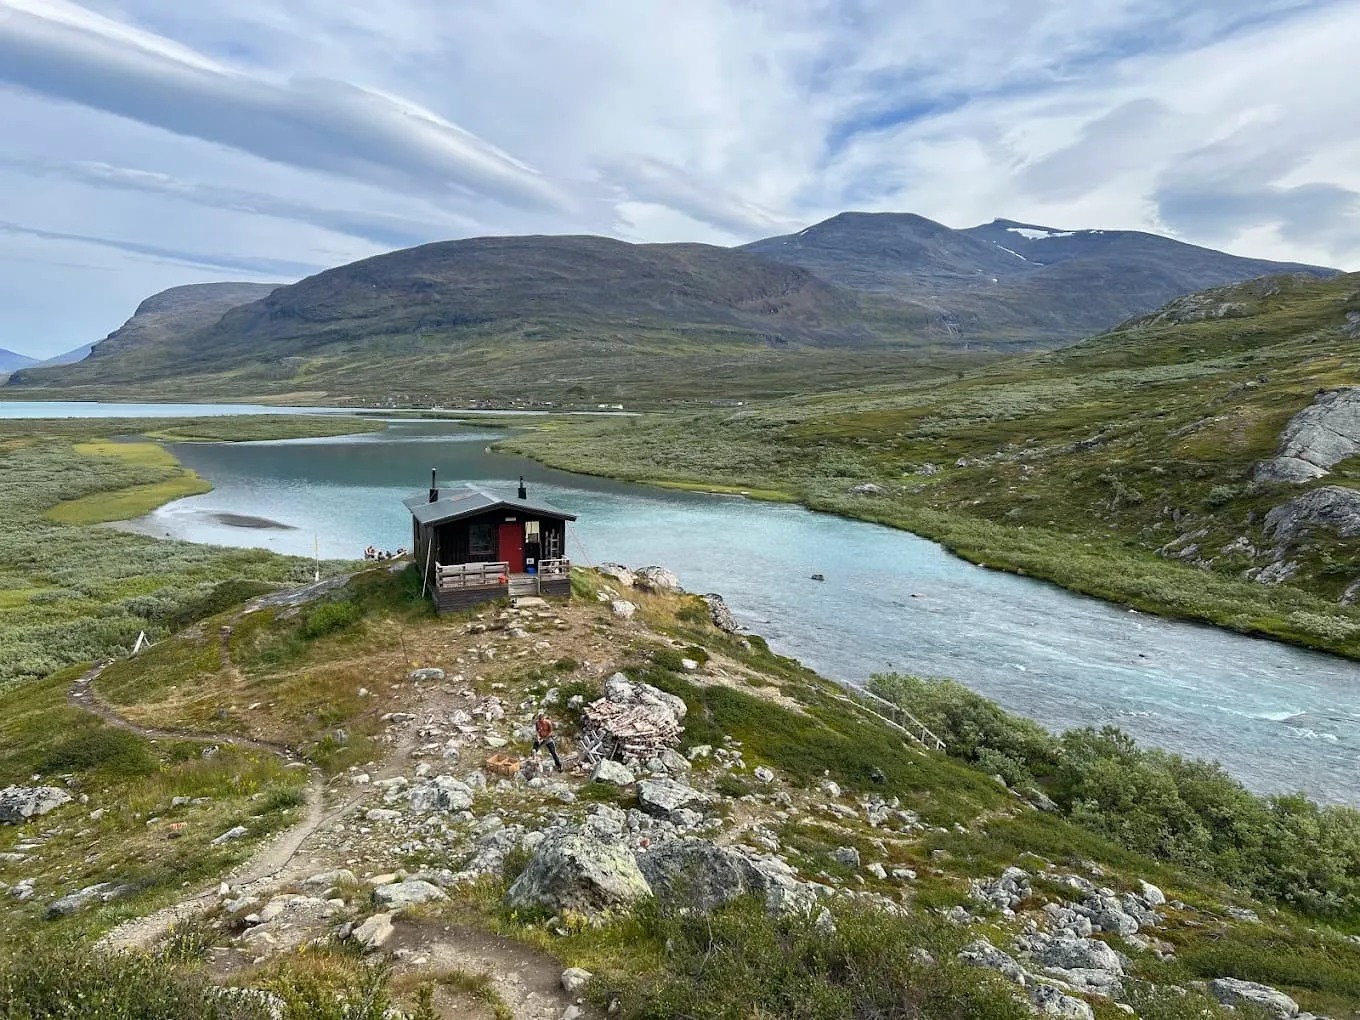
577,673 -> 687,766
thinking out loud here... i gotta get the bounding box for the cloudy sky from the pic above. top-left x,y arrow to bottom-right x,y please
1,0 -> 1358,358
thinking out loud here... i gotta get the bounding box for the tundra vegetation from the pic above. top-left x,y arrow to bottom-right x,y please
2,565 -> 1360,1018
503,273 -> 1360,656
0,415 -> 378,684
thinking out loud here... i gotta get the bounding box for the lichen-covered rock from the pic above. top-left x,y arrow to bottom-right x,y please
633,566 -> 681,593
1255,388 -> 1360,484
46,882 -> 129,918
407,667 -> 445,682
1209,977 -> 1300,1019
957,937 -> 1028,985
0,785 -> 71,824
504,828 -> 652,914
598,564 -> 634,588
637,778 -> 710,819
1264,486 -> 1360,545
301,869 -> 357,890
373,879 -> 448,910
1028,983 -> 1094,1019
610,600 -> 636,620
591,759 -> 636,786
703,593 -> 739,633
408,775 -> 474,813
561,967 -> 593,995
603,673 -> 687,722
635,840 -> 761,913
351,912 -> 394,950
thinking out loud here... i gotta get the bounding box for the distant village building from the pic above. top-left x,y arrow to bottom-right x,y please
406,472 -> 575,612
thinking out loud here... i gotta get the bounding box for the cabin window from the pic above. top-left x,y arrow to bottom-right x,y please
468,522 -> 494,558
525,521 -> 540,541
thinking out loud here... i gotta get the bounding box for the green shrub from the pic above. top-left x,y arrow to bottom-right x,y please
714,774 -> 753,798
37,727 -> 155,778
651,648 -> 685,672
300,601 -> 359,640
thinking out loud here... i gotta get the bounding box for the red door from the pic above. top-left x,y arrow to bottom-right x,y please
498,522 -> 525,573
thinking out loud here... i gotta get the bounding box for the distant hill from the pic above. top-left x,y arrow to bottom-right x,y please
38,343 -> 96,367
7,216 -> 1339,404
0,348 -> 37,376
743,213 -> 1335,340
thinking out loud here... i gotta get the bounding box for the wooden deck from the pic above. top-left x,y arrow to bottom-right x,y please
431,558 -> 571,613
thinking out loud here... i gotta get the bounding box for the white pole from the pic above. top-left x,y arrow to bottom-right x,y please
314,535 -> 320,582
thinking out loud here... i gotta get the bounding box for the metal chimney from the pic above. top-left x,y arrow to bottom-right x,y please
517,475 -> 527,500
429,468 -> 438,503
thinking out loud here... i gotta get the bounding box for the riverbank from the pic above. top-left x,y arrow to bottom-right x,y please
0,415 -> 381,685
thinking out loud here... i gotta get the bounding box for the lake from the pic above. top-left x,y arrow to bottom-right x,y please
81,414 -> 1360,806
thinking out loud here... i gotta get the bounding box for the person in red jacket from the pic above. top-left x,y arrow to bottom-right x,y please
534,712 -> 563,772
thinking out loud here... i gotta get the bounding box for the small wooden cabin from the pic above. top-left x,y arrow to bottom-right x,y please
406,473 -> 576,612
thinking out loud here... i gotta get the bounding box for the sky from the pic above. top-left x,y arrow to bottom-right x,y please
1,0 -> 1358,358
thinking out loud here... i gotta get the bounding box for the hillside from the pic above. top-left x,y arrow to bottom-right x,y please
743,212 -> 1336,341
0,346 -> 37,377
5,557 -> 1360,1019
504,272 -> 1360,655
7,216 -> 1337,407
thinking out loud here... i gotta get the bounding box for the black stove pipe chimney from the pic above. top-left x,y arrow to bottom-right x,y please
517,475 -> 527,500
429,468 -> 438,503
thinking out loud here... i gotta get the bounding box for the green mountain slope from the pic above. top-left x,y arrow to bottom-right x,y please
505,272 -> 1360,654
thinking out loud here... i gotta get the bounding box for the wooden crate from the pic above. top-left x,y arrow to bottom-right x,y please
485,752 -> 521,776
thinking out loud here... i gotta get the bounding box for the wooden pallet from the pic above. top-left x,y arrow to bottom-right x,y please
485,752 -> 521,776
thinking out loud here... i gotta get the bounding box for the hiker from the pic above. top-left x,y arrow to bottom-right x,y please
534,712 -> 563,772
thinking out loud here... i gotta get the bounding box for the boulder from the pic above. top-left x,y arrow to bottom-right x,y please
46,882 -> 124,918
408,776 -> 474,813
1254,388 -> 1360,484
590,760 -> 636,786
831,846 -> 860,869
753,766 -> 775,783
1028,984 -> 1094,1019
598,564 -> 635,588
657,748 -> 690,772
1020,934 -> 1122,974
561,967 -> 593,996
504,828 -> 652,914
373,879 -> 448,910
957,938 -> 1028,985
351,912 -> 394,950
638,778 -> 710,819
1209,977 -> 1300,1019
1264,486 -> 1360,544
634,566 -> 681,593
0,785 -> 71,825
603,673 -> 687,722
211,825 -> 249,845
849,482 -> 884,495
635,840 -> 763,913
703,593 -> 739,633
407,667 -> 445,682
609,600 -> 636,620
302,869 -> 358,890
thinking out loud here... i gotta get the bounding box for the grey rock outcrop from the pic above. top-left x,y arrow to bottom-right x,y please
958,937 -> 1028,985
46,882 -> 129,918
504,828 -> 652,914
1255,388 -> 1360,483
1209,977 -> 1300,1019
408,775 -> 474,813
634,566 -> 681,593
603,673 -> 687,723
703,593 -> 739,633
1028,983 -> 1094,1019
590,760 -> 636,786
637,778 -> 710,819
0,785 -> 71,824
351,912 -> 394,950
635,839 -> 762,913
598,564 -> 635,588
1264,486 -> 1360,544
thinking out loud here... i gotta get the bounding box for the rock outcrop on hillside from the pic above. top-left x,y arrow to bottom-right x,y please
1255,388 -> 1360,483
1263,486 -> 1360,544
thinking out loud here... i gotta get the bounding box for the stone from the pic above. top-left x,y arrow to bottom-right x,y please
45,883 -> 112,918
866,862 -> 887,880
590,760 -> 636,786
504,828 -> 652,914
657,748 -> 690,772
561,967 -> 593,996
1209,977 -> 1300,1019
408,667 -> 445,682
610,600 -> 636,620
680,658 -> 699,671
635,840 -> 765,913
351,912 -> 394,950
1254,388 -> 1360,484
638,778 -> 710,819
850,482 -> 884,495
365,808 -> 403,823
633,565 -> 681,593
703,593 -> 739,633
211,825 -> 249,845
957,938 -> 1027,985
0,785 -> 71,824
1021,934 -> 1122,975
373,879 -> 448,910
1223,905 -> 1261,922
1264,485 -> 1360,545
408,775 -> 475,814
598,563 -> 635,588
753,766 -> 775,783
1028,983 -> 1094,1019
831,846 -> 860,869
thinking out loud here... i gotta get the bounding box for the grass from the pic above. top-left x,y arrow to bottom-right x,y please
44,442 -> 211,524
0,416 -> 370,684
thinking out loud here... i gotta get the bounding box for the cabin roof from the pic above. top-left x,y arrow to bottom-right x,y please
404,483 -> 577,527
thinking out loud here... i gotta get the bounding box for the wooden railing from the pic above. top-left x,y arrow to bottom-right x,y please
844,686 -> 947,751
536,557 -> 570,576
435,561 -> 508,589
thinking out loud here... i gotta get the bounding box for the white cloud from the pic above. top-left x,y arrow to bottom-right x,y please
0,0 -> 1357,358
